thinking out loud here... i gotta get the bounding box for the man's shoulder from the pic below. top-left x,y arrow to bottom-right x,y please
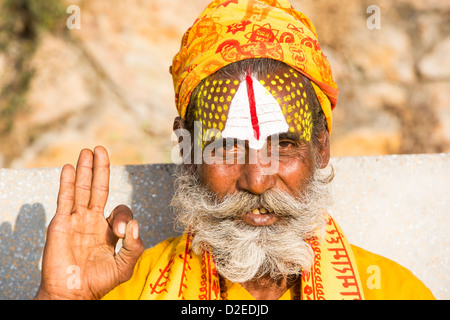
350,244 -> 435,300
140,235 -> 184,261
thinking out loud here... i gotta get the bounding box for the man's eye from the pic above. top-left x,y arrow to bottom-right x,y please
219,139 -> 243,153
222,140 -> 236,151
279,140 -> 295,148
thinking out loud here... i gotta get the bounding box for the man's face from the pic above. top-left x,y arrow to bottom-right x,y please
172,64 -> 331,283
196,135 -> 317,227
192,65 -> 327,226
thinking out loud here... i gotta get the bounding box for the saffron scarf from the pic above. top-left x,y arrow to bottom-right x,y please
171,0 -> 339,133
140,213 -> 365,300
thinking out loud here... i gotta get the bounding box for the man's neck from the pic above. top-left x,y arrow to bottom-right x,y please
240,275 -> 299,300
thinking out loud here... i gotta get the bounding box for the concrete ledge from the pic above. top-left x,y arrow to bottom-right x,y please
1,154 -> 449,299
328,153 -> 449,300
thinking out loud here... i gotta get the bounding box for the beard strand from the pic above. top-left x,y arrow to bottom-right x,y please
171,166 -> 332,283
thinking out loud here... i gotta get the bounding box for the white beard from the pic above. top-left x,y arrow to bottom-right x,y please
171,166 -> 332,283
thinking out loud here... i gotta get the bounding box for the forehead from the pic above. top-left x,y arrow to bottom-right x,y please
193,65 -> 313,147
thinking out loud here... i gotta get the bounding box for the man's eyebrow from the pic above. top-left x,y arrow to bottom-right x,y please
276,132 -> 302,141
204,136 -> 247,147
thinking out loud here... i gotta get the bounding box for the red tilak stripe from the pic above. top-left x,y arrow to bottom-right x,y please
246,67 -> 260,140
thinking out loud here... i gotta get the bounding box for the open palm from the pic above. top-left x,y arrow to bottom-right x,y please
35,147 -> 144,300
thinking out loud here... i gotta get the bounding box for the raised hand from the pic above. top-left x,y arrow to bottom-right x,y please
34,146 -> 144,300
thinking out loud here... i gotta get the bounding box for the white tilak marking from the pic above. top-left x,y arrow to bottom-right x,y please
222,77 -> 288,150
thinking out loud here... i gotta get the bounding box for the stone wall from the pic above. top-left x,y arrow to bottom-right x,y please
0,0 -> 449,168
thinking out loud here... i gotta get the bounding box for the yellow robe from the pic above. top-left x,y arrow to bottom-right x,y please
104,216 -> 434,300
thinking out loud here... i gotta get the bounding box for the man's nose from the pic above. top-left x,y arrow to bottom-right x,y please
236,150 -> 276,195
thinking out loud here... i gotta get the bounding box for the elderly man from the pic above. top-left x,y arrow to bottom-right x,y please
34,0 -> 434,300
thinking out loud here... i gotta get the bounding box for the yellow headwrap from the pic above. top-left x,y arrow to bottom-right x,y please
171,0 -> 338,133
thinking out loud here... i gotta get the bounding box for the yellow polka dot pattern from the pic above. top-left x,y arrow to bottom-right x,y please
259,68 -> 313,142
192,68 -> 312,149
193,78 -> 240,149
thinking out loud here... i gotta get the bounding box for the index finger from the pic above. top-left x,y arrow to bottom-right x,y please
88,146 -> 110,214
106,204 -> 134,239
56,164 -> 76,216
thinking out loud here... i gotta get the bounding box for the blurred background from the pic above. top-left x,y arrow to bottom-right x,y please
0,0 -> 449,168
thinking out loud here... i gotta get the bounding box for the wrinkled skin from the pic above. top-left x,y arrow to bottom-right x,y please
34,147 -> 144,300
174,115 -> 331,299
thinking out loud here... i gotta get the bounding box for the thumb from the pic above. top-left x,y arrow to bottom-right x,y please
115,219 -> 144,284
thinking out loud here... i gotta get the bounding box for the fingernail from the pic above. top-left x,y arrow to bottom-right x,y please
118,222 -> 126,235
132,225 -> 139,239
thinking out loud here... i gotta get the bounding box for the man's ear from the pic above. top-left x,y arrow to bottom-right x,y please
173,116 -> 195,170
316,130 -> 330,169
173,116 -> 185,143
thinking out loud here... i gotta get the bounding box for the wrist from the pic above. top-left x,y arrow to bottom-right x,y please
34,287 -> 58,300
33,286 -> 78,300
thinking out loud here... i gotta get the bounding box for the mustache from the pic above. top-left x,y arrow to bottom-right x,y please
172,166 -> 332,231
200,188 -> 314,220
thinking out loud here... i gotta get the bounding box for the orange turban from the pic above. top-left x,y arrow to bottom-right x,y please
171,0 -> 338,133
